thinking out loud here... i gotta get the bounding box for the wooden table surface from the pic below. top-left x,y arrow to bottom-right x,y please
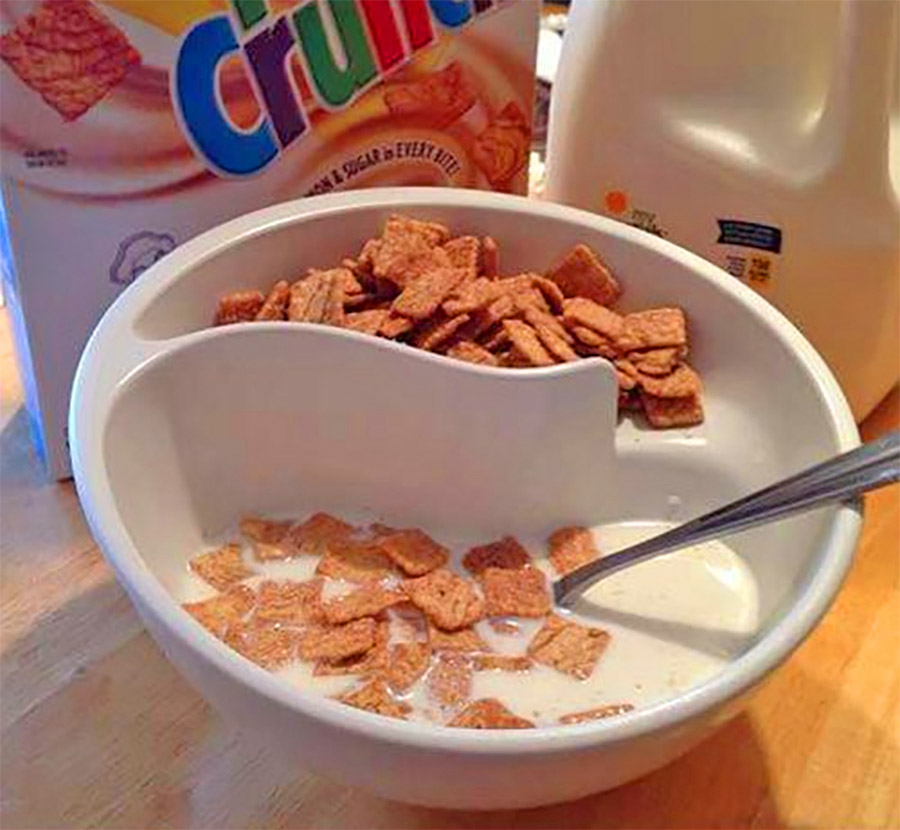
1,307 -> 897,830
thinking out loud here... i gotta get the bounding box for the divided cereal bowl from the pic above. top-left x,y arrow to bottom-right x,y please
70,188 -> 861,809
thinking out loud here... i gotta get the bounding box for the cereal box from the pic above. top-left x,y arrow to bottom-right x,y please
0,0 -> 538,478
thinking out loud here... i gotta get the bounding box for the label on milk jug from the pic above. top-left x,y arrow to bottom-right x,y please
716,218 -> 783,291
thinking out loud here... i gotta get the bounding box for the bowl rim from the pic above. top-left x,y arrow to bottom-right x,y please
70,187 -> 862,753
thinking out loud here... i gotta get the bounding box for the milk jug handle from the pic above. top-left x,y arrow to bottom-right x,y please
825,0 -> 898,182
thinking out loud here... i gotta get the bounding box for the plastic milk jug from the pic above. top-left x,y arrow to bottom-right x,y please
546,0 -> 900,420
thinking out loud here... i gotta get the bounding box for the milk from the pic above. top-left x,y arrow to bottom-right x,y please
177,519 -> 759,726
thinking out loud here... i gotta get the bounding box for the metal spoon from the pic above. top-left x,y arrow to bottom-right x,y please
553,431 -> 900,607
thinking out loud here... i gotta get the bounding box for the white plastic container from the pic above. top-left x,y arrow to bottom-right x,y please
546,0 -> 900,421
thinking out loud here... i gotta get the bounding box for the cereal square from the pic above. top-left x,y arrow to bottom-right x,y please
297,618 -> 377,662
638,363 -> 702,399
442,277 -> 500,316
629,346 -> 685,376
403,569 -> 484,631
239,516 -> 291,545
463,536 -> 531,575
314,620 -> 390,676
383,62 -> 476,127
344,308 -> 390,335
427,621 -> 487,653
0,0 -> 141,121
503,319 -> 555,367
215,291 -> 265,325
225,619 -> 299,670
640,392 -> 704,428
255,579 -> 324,626
337,679 -> 411,719
182,584 -> 256,638
443,236 -> 481,279
379,312 -> 416,339
255,280 -> 291,321
548,526 -> 601,576
322,583 -> 405,625
527,615 -> 610,679
446,340 -> 499,366
289,512 -> 356,555
448,698 -> 534,729
411,312 -> 471,352
378,528 -> 449,576
482,236 -> 499,278
392,267 -> 467,320
616,308 -> 687,352
473,654 -> 532,672
427,653 -> 473,708
384,642 -> 432,692
479,567 -> 551,618
546,244 -> 621,307
561,298 -> 624,340
189,543 -> 253,591
559,703 -> 635,725
316,538 -> 395,582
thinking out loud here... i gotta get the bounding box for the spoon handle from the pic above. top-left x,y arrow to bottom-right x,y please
553,431 -> 900,606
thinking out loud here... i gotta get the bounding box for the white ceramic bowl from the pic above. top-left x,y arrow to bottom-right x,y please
70,188 -> 861,810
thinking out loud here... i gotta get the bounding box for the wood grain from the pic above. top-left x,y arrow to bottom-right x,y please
1,309 -> 897,829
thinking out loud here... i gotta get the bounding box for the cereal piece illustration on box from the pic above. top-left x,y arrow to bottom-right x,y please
0,0 -> 141,121
109,231 -> 176,286
383,61 -> 476,127
472,102 -> 531,190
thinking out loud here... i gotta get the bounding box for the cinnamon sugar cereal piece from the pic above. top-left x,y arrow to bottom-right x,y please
314,620 -> 390,676
215,290 -> 265,325
287,270 -> 347,325
239,516 -> 291,545
614,359 -> 640,392
383,62 -> 476,127
561,298 -> 625,340
383,215 -> 452,248
472,102 -> 531,188
548,526 -> 601,576
379,313 -> 415,339
344,308 -> 390,336
467,293 -> 517,340
547,244 -> 621,307
384,642 -> 432,692
446,340 -> 500,367
528,614 -> 610,680
473,654 -> 532,672
482,236 -> 499,278
640,392 -> 704,429
225,619 -> 299,670
337,678 -> 411,719
638,363 -> 702,399
480,325 -> 512,353
526,311 -> 579,363
0,0 -> 140,121
503,319 -> 555,367
479,567 -> 551,618
189,543 -> 253,591
316,538 -> 394,583
322,583 -> 405,625
255,280 -> 290,321
427,653 -> 473,708
442,277 -> 501,316
449,698 -> 534,729
378,528 -> 449,576
616,308 -> 687,353
463,536 -> 531,575
287,277 -> 316,321
531,276 -> 566,313
629,346 -> 686,376
509,286 -> 551,316
255,579 -> 324,626
559,703 -> 635,724
392,267 -> 467,320
403,569 -> 485,631
183,584 -> 256,638
443,236 -> 481,279
411,313 -> 471,352
427,621 -> 487,653
288,512 -> 356,555
571,326 -> 618,359
297,617 -> 377,662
